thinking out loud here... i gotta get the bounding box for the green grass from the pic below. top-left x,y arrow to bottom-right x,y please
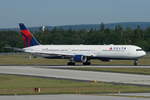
0,74 -> 150,95
0,53 -> 150,65
69,67 -> 150,75
0,54 -> 68,65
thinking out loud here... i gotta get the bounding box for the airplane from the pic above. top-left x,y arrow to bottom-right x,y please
15,23 -> 146,66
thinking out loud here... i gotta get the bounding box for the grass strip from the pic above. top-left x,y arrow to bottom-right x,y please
0,74 -> 150,95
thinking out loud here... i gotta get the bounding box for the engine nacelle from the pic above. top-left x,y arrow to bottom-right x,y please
73,55 -> 87,62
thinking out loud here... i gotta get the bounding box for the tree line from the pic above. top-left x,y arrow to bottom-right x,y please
0,24 -> 150,52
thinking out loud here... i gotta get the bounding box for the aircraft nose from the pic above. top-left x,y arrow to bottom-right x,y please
137,50 -> 146,57
141,51 -> 146,57
143,51 -> 146,56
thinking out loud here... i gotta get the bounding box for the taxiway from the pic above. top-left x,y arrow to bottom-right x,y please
0,66 -> 150,85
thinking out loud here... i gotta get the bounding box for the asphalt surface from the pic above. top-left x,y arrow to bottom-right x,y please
0,66 -> 150,85
117,93 -> 150,97
0,95 -> 149,100
35,65 -> 150,68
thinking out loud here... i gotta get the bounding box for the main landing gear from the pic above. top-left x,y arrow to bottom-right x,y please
134,60 -> 138,66
67,62 -> 75,65
67,61 -> 91,66
83,61 -> 91,65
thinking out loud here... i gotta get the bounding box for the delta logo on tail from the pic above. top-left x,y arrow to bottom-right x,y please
19,23 -> 40,47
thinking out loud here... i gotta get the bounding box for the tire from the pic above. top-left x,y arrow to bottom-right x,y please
83,62 -> 91,65
134,60 -> 138,66
67,62 -> 75,66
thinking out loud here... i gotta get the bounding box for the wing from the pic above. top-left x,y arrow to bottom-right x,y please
29,51 -> 95,58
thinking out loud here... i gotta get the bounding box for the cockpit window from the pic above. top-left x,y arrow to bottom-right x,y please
136,49 -> 143,51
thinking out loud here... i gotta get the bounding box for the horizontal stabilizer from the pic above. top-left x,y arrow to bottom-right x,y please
4,47 -> 24,52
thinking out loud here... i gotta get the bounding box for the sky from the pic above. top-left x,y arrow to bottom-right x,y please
0,0 -> 150,28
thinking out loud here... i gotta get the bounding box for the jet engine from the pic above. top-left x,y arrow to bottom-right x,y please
73,55 -> 87,62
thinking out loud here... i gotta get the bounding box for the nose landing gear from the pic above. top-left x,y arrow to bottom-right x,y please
134,60 -> 138,66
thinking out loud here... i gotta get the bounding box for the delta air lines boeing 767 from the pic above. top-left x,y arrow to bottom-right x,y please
16,23 -> 146,65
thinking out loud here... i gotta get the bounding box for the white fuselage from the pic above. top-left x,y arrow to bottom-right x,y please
23,45 -> 146,60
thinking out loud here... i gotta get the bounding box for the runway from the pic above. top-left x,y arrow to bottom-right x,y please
35,65 -> 150,68
0,66 -> 150,85
0,95 -> 149,100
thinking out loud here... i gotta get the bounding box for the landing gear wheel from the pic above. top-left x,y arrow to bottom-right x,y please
67,62 -> 75,66
134,60 -> 138,66
83,61 -> 91,65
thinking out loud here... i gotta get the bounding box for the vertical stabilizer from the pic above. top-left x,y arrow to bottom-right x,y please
19,23 -> 40,47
